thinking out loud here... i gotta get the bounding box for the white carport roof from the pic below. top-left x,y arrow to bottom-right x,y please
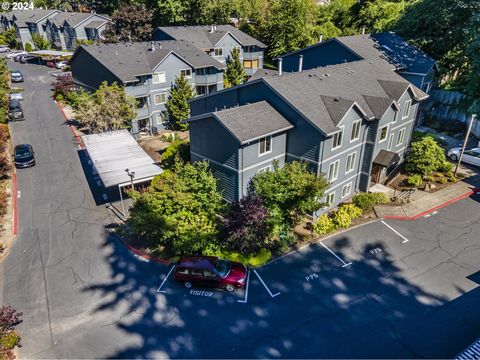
82,130 -> 162,188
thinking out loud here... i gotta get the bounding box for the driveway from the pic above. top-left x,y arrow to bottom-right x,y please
0,61 -> 479,359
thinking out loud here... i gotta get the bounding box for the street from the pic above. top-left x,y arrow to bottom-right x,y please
1,62 -> 479,358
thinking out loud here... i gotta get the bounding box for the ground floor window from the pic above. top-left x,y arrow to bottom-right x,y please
325,192 -> 335,206
341,182 -> 352,198
257,164 -> 272,173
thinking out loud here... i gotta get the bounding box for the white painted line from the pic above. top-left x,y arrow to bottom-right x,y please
320,242 -> 352,267
253,269 -> 280,298
424,214 -> 431,218
237,270 -> 250,303
381,220 -> 409,243
431,211 -> 438,215
17,190 -> 21,198
156,265 -> 176,293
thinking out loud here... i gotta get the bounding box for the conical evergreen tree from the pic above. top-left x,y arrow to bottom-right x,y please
166,73 -> 194,130
224,47 -> 246,88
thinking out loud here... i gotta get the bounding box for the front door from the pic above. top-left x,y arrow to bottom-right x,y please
371,164 -> 381,184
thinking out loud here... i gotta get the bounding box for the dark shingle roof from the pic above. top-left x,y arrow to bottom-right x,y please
191,101 -> 293,144
84,20 -> 107,29
373,149 -> 400,167
11,9 -> 59,27
338,33 -> 436,75
156,25 -> 266,49
75,40 -> 225,82
259,60 -> 427,134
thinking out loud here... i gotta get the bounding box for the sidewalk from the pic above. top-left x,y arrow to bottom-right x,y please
374,173 -> 480,220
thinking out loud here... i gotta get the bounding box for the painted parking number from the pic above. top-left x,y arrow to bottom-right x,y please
305,273 -> 319,282
370,248 -> 383,255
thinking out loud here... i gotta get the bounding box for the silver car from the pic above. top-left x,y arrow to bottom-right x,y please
447,147 -> 480,167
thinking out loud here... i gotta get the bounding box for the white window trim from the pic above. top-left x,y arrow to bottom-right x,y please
180,68 -> 192,79
214,48 -> 223,57
345,152 -> 356,174
387,133 -> 394,151
402,100 -> 412,119
341,182 -> 352,198
257,164 -> 272,173
152,71 -> 166,84
378,125 -> 388,143
258,136 -> 272,156
154,92 -> 167,105
325,192 -> 335,207
397,127 -> 406,147
328,160 -> 340,182
331,126 -> 344,151
392,109 -> 398,123
350,120 -> 361,142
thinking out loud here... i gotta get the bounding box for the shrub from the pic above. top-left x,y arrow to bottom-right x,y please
438,177 -> 448,184
332,206 -> 353,229
406,174 -> 423,187
160,139 -> 190,169
448,175 -> 458,183
438,161 -> 453,173
406,136 -> 449,176
423,175 -> 434,183
339,203 -> 362,219
352,192 -> 389,210
203,244 -> 272,267
0,330 -> 20,350
161,132 -> 180,142
312,214 -> 335,234
24,42 -> 32,52
275,227 -> 297,251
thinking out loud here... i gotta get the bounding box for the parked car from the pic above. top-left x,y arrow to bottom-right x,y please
8,100 -> 24,121
174,256 -> 247,292
51,71 -> 72,78
10,70 -> 23,82
14,144 -> 35,168
9,92 -> 23,101
0,45 -> 10,53
46,60 -> 56,68
447,147 -> 480,167
13,53 -> 24,62
6,50 -> 27,59
55,61 -> 68,69
20,55 -> 39,64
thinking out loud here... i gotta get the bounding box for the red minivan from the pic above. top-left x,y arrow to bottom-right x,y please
174,256 -> 247,292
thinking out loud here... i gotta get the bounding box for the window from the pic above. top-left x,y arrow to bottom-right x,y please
392,110 -> 398,123
204,270 -> 217,278
387,133 -> 394,150
397,128 -> 406,146
332,128 -> 343,149
154,92 -> 167,105
152,72 -> 166,84
191,269 -> 203,276
379,126 -> 388,143
196,85 -> 208,95
258,165 -> 272,173
341,183 -> 352,198
325,193 -> 335,206
422,82 -> 430,92
402,100 -> 412,119
259,136 -> 272,155
155,113 -> 167,125
328,160 -> 340,182
345,152 -> 356,173
214,48 -> 223,56
180,68 -> 192,78
243,60 -> 252,68
350,120 -> 361,141
177,268 -> 188,275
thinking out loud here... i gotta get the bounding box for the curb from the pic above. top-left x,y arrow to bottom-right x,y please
114,233 -> 171,265
12,171 -> 17,237
55,101 -> 84,149
383,187 -> 480,220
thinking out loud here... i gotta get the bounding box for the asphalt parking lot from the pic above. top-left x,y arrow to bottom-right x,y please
1,60 -> 479,359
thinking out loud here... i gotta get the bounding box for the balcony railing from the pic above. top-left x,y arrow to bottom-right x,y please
126,83 -> 150,97
194,73 -> 221,85
242,51 -> 263,60
136,106 -> 150,120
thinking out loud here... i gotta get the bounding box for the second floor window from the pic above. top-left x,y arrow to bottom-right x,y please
154,92 -> 167,105
345,152 -> 356,173
180,69 -> 192,78
214,48 -> 223,56
259,136 -> 272,155
243,59 -> 259,69
332,129 -> 343,150
328,160 -> 340,182
379,126 -> 388,142
397,128 -> 406,146
351,120 -> 361,141
152,72 -> 166,84
403,100 -> 412,119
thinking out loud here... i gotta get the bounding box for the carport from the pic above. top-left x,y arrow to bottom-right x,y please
28,50 -> 74,60
81,130 -> 162,217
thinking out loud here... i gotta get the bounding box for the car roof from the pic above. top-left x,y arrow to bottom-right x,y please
11,70 -> 21,73
177,256 -> 217,270
15,144 -> 31,151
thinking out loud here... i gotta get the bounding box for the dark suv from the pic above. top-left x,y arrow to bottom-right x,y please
14,144 -> 35,168
174,256 -> 247,292
8,100 -> 24,121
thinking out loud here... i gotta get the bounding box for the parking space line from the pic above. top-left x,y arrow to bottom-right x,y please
320,242 -> 352,267
253,269 -> 280,298
237,270 -> 250,304
156,265 -> 176,293
381,220 -> 409,243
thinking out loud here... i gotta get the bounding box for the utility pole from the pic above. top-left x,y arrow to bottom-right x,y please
125,168 -> 135,190
454,114 -> 477,176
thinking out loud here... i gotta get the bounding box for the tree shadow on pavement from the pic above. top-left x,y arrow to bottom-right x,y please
81,230 -> 479,358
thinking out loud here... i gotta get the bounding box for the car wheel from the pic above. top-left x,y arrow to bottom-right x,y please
225,284 -> 236,292
184,281 -> 192,289
449,154 -> 458,161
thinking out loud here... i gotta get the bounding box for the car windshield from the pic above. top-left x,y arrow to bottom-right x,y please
214,259 -> 231,278
15,147 -> 31,159
12,72 -> 21,76
9,105 -> 20,111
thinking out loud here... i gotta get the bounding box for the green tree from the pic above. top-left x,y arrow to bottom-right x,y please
31,33 -> 50,50
0,58 -> 10,124
127,161 -> 224,255
165,73 -> 194,131
75,82 -> 136,133
357,0 -> 405,33
153,0 -> 188,25
406,136 -> 449,176
103,3 -> 153,43
224,47 -> 246,88
24,43 -> 33,52
261,0 -> 319,60
0,28 -> 18,49
251,161 -> 329,227
160,139 -> 190,169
